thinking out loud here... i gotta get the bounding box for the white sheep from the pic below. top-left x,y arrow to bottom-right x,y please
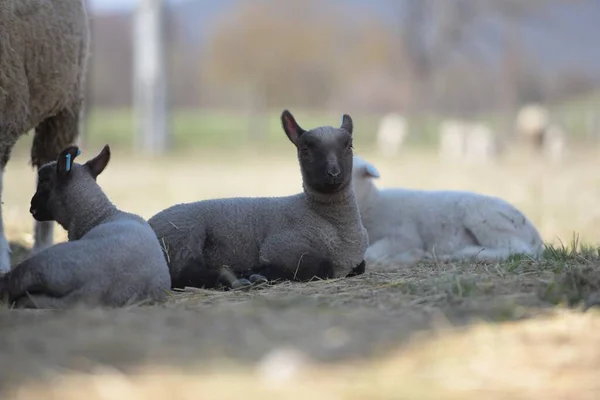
376,113 -> 407,157
148,110 -> 369,289
464,123 -> 499,164
543,123 -> 566,163
0,145 -> 171,308
438,119 -> 469,162
0,0 -> 90,274
515,103 -> 550,145
352,155 -> 544,267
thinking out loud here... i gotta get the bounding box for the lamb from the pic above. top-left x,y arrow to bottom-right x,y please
0,145 -> 171,308
0,0 -> 90,274
148,110 -> 369,289
352,155 -> 544,266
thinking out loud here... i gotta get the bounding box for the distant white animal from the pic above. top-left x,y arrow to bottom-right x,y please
543,123 -> 566,163
376,113 -> 407,157
439,120 -> 499,163
464,123 -> 498,164
352,155 -> 544,267
438,119 -> 466,162
515,103 -> 550,145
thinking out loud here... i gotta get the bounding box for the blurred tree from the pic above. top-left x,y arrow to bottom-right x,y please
203,0 -> 400,110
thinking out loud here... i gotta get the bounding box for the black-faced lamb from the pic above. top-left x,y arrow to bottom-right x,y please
352,155 -> 545,267
148,110 -> 369,289
0,0 -> 90,274
0,145 -> 171,308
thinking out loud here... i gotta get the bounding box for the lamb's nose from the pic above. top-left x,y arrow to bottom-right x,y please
327,167 -> 340,177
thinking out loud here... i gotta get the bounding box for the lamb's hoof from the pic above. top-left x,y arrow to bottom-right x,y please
231,278 -> 252,290
249,274 -> 268,284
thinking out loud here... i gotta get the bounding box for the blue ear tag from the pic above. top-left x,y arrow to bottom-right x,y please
65,149 -> 81,172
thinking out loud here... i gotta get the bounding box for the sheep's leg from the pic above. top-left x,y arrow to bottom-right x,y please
461,207 -> 541,261
12,294 -> 75,309
0,255 -> 84,305
364,237 -> 427,268
0,140 -> 18,274
0,167 -> 11,274
443,242 -> 534,263
248,254 -> 335,283
30,103 -> 83,254
346,260 -> 366,277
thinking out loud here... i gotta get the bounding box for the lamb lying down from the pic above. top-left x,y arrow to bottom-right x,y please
352,155 -> 545,266
149,110 -> 369,289
0,145 -> 171,308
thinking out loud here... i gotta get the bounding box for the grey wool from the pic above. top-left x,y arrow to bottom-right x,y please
0,0 -> 90,273
148,110 -> 369,289
0,145 -> 171,309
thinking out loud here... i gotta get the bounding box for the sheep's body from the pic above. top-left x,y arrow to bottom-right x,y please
149,111 -> 368,288
0,0 -> 90,273
0,146 -> 171,309
353,156 -> 544,266
149,193 -> 366,286
8,212 -> 171,308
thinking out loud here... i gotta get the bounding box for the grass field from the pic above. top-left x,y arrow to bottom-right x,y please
2,109 -> 600,398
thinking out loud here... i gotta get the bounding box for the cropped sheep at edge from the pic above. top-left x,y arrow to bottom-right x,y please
0,0 -> 90,274
0,145 -> 171,309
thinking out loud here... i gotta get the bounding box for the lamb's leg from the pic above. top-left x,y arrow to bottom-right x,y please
172,255 -> 223,289
12,294 -> 75,309
248,253 -> 335,283
0,256 -> 84,305
460,207 -> 541,262
0,140 -> 18,274
346,260 -> 366,277
364,237 -> 427,268
0,167 -> 11,274
443,242 -> 534,263
30,104 -> 83,254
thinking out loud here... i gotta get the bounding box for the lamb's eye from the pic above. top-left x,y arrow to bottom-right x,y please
345,140 -> 353,150
301,147 -> 311,156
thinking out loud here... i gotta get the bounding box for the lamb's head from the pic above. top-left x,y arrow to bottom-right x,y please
281,110 -> 354,195
30,145 -> 111,225
351,155 -> 380,210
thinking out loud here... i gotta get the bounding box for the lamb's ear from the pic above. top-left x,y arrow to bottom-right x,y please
363,162 -> 380,179
84,144 -> 111,180
340,114 -> 353,135
281,109 -> 305,147
56,146 -> 82,180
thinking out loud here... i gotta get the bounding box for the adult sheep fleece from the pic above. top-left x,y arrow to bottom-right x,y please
148,110 -> 369,289
0,0 -> 90,274
352,155 -> 544,266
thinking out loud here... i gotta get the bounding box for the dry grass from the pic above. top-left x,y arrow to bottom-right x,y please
2,147 -> 600,398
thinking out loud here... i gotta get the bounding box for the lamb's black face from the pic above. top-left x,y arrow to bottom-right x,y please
281,110 -> 355,195
297,128 -> 353,194
30,163 -> 58,222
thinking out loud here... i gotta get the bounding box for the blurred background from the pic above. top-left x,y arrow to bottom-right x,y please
7,0 -> 600,246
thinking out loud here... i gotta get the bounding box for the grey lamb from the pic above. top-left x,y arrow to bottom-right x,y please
0,0 -> 90,273
0,145 -> 171,309
148,110 -> 369,289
